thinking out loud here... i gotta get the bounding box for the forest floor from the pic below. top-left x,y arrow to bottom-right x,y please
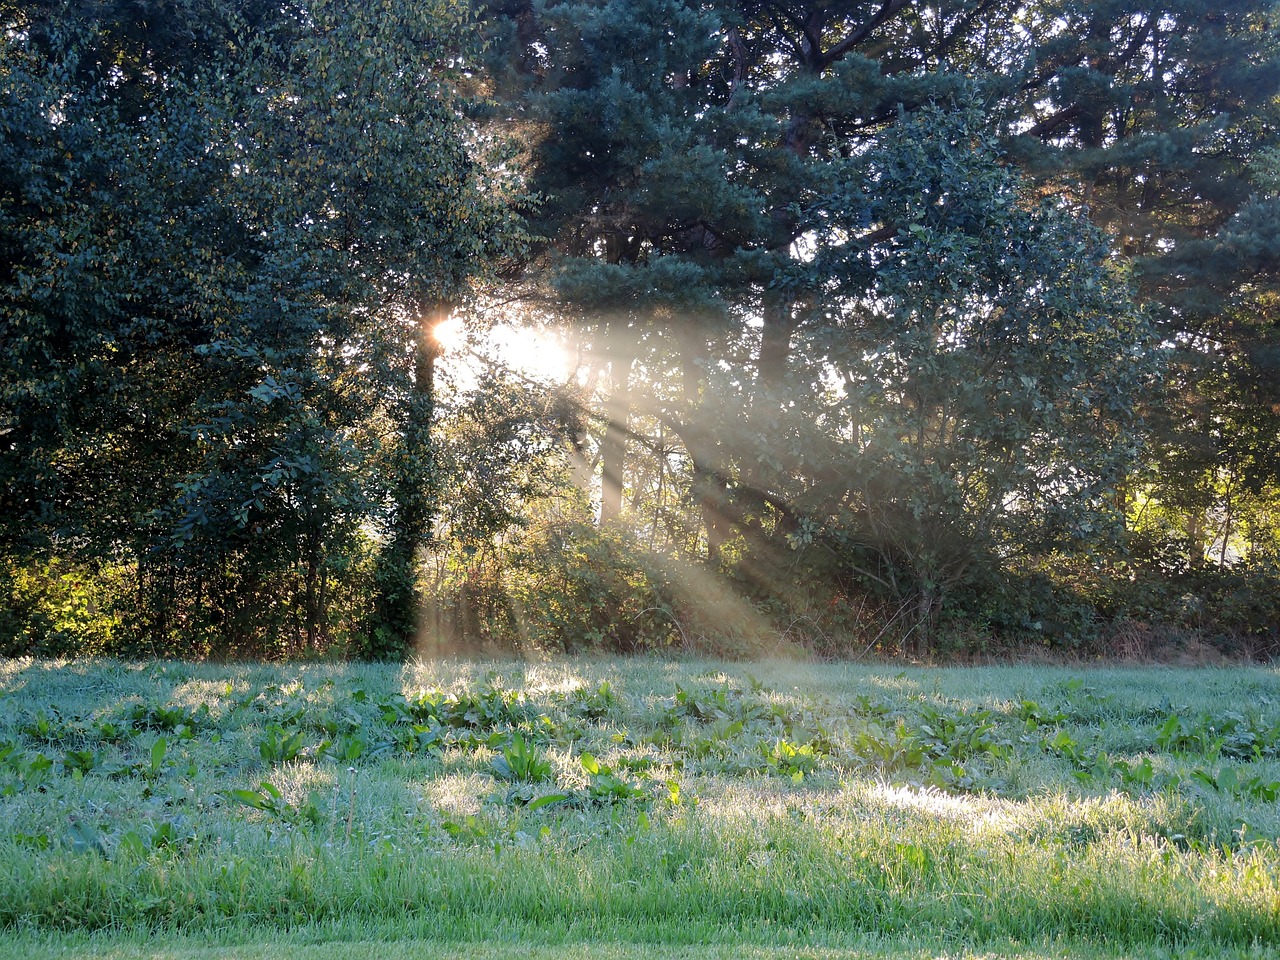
0,657 -> 1278,959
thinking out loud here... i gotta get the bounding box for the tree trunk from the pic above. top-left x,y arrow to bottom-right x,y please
675,325 -> 732,562
371,301 -> 446,657
758,289 -> 795,390
599,347 -> 635,525
1186,510 -> 1205,567
303,531 -> 321,653
911,582 -> 939,659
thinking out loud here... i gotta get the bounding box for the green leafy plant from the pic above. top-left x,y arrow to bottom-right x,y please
580,753 -> 649,804
917,705 -> 1010,763
0,741 -> 54,795
671,684 -> 762,724
1189,766 -> 1280,802
64,820 -> 110,857
258,724 -> 306,764
20,709 -> 76,745
850,721 -> 927,773
1044,728 -> 1087,766
761,738 -> 817,782
1016,699 -> 1068,730
569,680 -> 621,720
1097,753 -> 1156,792
226,781 -> 322,826
490,732 -> 553,782
116,818 -> 196,859
145,737 -> 169,779
61,748 -> 99,778
319,730 -> 393,764
123,703 -> 208,739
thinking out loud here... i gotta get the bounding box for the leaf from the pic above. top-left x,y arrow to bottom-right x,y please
117,830 -> 148,859
66,822 -> 108,857
228,788 -> 269,810
150,737 -> 167,772
580,753 -> 600,776
1216,766 -> 1239,795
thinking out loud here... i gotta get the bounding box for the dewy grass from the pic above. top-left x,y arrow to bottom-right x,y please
0,658 -> 1278,958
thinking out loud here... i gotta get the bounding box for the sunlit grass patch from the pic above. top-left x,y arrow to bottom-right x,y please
0,658 -> 1277,958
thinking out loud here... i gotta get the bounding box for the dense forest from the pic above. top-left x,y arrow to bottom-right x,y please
2,0 -> 1278,660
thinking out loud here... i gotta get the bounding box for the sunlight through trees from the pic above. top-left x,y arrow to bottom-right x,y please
2,0 -> 1279,658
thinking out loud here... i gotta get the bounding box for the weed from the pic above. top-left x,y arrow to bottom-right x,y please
20,709 -> 78,745
490,732 -> 553,782
1016,698 -> 1068,729
848,720 -> 926,773
115,818 -> 197,859
761,738 -> 818,781
60,748 -> 98,778
1188,765 -> 1280,802
916,705 -> 1010,764
580,753 -> 649,804
567,680 -> 622,720
226,781 -> 323,826
121,703 -> 209,739
0,740 -> 54,794
258,724 -> 306,765
319,732 -> 370,763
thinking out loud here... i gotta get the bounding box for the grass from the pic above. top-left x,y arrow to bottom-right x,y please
0,657 -> 1278,959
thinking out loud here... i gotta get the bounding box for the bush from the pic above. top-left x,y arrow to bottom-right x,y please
0,558 -> 123,658
427,519 -> 683,653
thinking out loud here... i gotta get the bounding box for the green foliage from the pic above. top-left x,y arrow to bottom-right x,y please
490,732 -> 553,783
226,781 -> 323,826
257,725 -> 305,766
0,741 -> 53,795
114,818 -> 196,860
0,0 -> 521,659
431,516 -> 687,653
122,703 -> 208,738
760,739 -> 818,782
3,0 -> 1279,658
579,752 -> 650,804
567,681 -> 622,720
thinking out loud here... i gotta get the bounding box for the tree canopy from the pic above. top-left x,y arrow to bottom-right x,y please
3,0 -> 1278,659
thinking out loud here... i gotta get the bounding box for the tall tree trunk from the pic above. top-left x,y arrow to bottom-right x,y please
676,326 -> 730,562
371,301 -> 446,657
758,288 -> 795,390
303,527 -> 322,653
755,96 -> 813,391
1186,509 -> 1205,567
598,347 -> 635,525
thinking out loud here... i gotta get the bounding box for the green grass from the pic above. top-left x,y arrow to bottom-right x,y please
1,657 -> 1278,959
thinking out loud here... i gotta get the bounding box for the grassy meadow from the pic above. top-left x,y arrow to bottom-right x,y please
0,657 -> 1278,959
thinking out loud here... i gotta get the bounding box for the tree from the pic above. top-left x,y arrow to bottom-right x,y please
1,0 -> 520,656
476,0 -> 1157,650
1002,1 -> 1280,569
759,105 -> 1152,648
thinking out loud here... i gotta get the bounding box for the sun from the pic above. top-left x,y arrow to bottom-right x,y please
432,316 -> 467,352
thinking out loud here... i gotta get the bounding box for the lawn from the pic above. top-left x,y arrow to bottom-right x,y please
0,657 -> 1277,959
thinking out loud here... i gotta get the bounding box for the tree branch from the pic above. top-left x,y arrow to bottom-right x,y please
820,0 -> 913,70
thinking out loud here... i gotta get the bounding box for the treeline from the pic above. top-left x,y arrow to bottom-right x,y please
3,0 -> 1279,660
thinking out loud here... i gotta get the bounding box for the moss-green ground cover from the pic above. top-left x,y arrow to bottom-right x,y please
1,658 -> 1277,959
